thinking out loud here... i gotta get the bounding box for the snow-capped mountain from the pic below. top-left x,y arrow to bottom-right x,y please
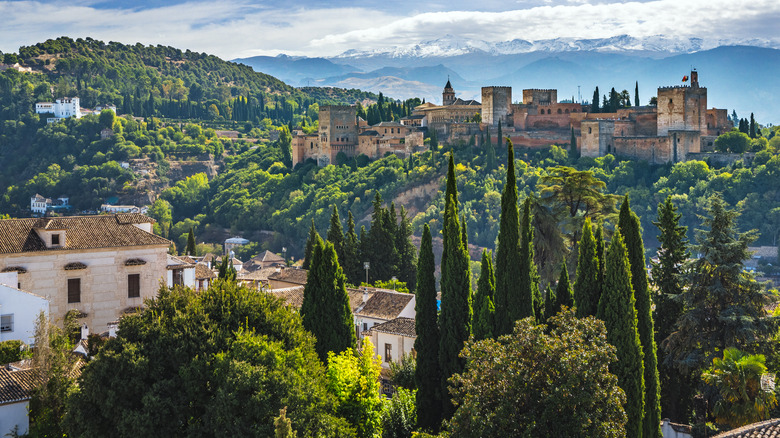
334,34 -> 778,59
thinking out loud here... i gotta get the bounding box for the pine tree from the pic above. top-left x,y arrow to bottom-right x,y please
186,227 -> 196,256
343,211 -> 361,285
518,198 -> 542,322
473,250 -> 495,341
598,230 -> 645,438
543,284 -> 556,323
635,81 -> 640,107
592,86 -> 600,113
396,206 -> 418,291
300,236 -> 356,362
415,224 -> 442,431
302,219 -> 318,270
666,195 -> 777,373
652,196 -> 694,422
574,218 -> 600,318
555,264 -> 574,311
439,196 -> 472,419
494,140 -> 522,336
619,197 -> 661,438
327,206 -> 345,265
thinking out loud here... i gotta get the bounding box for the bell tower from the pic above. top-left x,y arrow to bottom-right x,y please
442,78 -> 455,106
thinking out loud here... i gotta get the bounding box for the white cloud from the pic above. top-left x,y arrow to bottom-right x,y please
0,0 -> 778,59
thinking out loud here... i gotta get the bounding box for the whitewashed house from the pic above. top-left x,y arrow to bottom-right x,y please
166,255 -> 196,288
0,361 -> 37,436
364,317 -> 416,369
35,97 -> 82,123
353,289 -> 415,339
0,271 -> 48,346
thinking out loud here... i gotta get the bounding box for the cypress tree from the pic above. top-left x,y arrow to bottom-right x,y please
598,230 -> 645,438
619,197 -> 662,438
441,153 -> 459,283
343,211 -> 361,285
592,86 -> 600,113
750,112 -> 757,138
186,227 -> 196,256
415,225 -> 441,431
652,196 -> 694,421
494,140 -> 522,336
396,206 -> 418,291
439,196 -> 472,419
635,81 -> 640,107
570,127 -> 577,157
595,222 -> 606,287
486,140 -> 496,171
518,198 -> 541,322
473,250 -> 495,341
302,219 -> 318,270
497,120 -> 503,150
574,218 -> 600,318
358,226 -> 369,284
555,264 -> 574,311
327,205 -> 345,264
367,192 -> 398,281
543,284 -> 556,323
300,237 -> 356,362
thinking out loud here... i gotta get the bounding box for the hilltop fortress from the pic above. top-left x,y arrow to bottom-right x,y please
292,70 -> 732,166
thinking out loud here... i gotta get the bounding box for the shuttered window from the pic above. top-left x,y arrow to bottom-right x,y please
128,274 -> 140,298
67,278 -> 81,303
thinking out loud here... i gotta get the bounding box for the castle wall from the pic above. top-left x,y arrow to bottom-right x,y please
706,108 -> 731,136
507,130 -> 572,149
525,114 -> 572,130
613,136 -> 671,164
581,120 -> 614,158
522,89 -> 557,105
668,130 -> 701,162
657,86 -> 707,136
481,87 -> 512,127
320,105 -> 359,165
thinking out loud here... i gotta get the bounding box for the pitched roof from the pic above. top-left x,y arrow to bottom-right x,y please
257,250 -> 285,263
238,266 -> 278,281
195,262 -> 216,280
369,317 -> 416,337
355,290 -> 413,320
268,268 -> 308,285
268,286 -> 305,309
0,215 -> 169,254
0,365 -> 37,405
712,418 -> 780,437
167,255 -> 195,270
453,98 -> 480,106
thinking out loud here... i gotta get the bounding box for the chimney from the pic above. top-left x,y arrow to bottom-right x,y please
363,289 -> 369,303
81,324 -> 89,340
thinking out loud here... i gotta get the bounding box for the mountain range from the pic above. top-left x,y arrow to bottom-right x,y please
233,35 -> 780,122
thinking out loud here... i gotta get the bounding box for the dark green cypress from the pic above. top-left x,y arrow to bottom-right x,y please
574,218 -> 600,317
555,264 -> 574,311
518,197 -> 540,323
415,225 -> 441,431
543,284 -> 556,323
186,227 -> 196,256
750,112 -> 757,138
618,197 -> 661,438
570,127 -> 577,157
497,120 -> 503,150
441,153 -> 459,283
358,226 -> 369,284
595,221 -> 606,287
396,206 -> 418,291
592,86 -> 600,113
302,219 -> 318,270
326,205 -> 345,264
635,81 -> 640,107
439,196 -> 472,419
343,211 -> 361,285
473,250 -> 495,341
300,236 -> 356,362
494,140 -> 521,336
367,192 -> 399,281
598,230 -> 645,438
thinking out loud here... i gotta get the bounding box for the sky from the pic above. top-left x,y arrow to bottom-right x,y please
1,0 -> 779,59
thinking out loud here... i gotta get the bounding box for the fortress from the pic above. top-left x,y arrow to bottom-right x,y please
292,70 -> 731,166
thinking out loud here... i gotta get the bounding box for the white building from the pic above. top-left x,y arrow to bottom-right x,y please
35,97 -> 82,123
93,104 -> 117,115
224,237 -> 249,256
100,204 -> 141,214
365,317 -> 416,370
30,195 -> 69,215
0,271 -> 49,346
166,255 -> 196,288
0,361 -> 37,436
353,289 -> 415,339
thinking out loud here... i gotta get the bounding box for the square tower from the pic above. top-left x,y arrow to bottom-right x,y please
481,87 -> 512,127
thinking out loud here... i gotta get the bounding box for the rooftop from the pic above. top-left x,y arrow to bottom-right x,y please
268,267 -> 308,285
0,364 -> 37,405
0,214 -> 169,254
368,317 -> 416,338
354,290 -> 414,320
712,418 -> 780,437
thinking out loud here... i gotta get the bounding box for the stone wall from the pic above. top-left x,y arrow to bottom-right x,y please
481,86 -> 512,127
613,136 -> 671,164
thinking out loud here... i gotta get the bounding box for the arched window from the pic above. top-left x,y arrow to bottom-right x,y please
565,109 -> 570,114
548,109 -> 552,114
557,109 -> 562,114
588,127 -> 592,134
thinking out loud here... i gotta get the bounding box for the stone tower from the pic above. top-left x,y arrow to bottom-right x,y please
656,69 -> 707,137
481,86 -> 512,127
318,105 -> 358,165
442,79 -> 456,106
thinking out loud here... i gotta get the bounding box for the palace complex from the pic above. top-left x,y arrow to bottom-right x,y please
292,70 -> 732,166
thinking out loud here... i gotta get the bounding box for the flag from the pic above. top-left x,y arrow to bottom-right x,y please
682,75 -> 689,82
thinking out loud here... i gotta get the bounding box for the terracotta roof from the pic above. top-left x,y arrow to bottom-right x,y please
257,250 -> 284,263
268,268 -> 308,285
0,215 -> 169,254
269,286 -> 371,313
713,419 -> 780,437
195,262 -> 216,280
180,256 -> 197,264
167,255 -> 195,270
369,317 -> 416,337
202,253 -> 216,263
355,290 -> 414,320
239,266 -> 278,282
268,286 -> 305,309
0,366 -> 37,405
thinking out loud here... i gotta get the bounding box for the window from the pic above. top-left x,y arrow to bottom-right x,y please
0,314 -> 13,332
67,278 -> 81,303
385,343 -> 392,362
128,274 -> 140,298
173,269 -> 184,286
51,234 -> 60,245
363,323 -> 368,331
